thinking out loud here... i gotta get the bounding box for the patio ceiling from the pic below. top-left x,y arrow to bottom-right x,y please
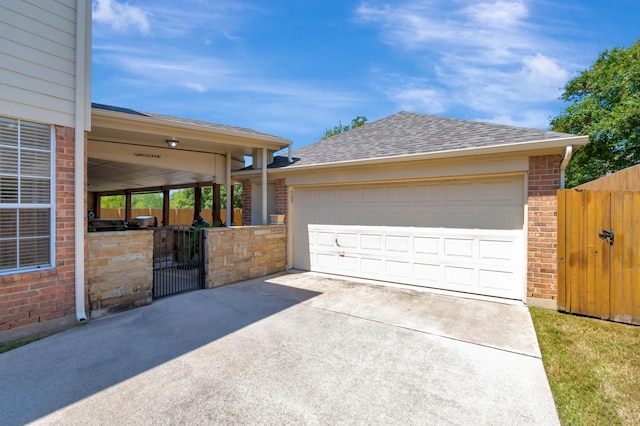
87,104 -> 291,193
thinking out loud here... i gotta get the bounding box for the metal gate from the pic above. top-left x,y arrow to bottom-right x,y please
153,225 -> 206,298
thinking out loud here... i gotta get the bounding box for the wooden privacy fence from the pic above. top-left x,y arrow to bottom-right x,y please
100,208 -> 243,226
557,189 -> 640,324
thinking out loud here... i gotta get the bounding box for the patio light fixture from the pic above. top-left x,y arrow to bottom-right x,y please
166,138 -> 179,148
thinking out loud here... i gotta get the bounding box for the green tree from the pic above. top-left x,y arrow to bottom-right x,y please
322,116 -> 368,139
221,185 -> 243,209
169,186 -> 242,209
131,192 -> 163,209
100,194 -> 125,208
551,39 -> 640,187
170,188 -> 194,209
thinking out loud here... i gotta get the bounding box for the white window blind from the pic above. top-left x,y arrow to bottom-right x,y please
0,117 -> 53,272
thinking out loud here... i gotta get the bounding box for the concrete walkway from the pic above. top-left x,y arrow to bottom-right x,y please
0,272 -> 558,425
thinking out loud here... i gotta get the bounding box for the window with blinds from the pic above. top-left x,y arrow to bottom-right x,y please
0,117 -> 53,272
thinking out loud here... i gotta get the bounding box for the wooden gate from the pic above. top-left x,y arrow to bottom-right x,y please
557,189 -> 640,324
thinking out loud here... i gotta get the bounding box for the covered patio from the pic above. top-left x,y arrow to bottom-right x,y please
84,104 -> 291,318
87,104 -> 292,226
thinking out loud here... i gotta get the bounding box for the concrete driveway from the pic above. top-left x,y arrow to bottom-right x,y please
0,272 -> 558,425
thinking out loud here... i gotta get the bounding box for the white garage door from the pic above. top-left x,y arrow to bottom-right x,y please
292,177 -> 526,299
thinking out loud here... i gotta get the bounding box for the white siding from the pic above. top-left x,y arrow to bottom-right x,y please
0,0 -> 77,127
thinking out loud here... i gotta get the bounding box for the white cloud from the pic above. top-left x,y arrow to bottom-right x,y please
517,54 -> 569,100
184,83 -> 207,93
92,0 -> 151,34
463,1 -> 528,28
356,0 -> 574,128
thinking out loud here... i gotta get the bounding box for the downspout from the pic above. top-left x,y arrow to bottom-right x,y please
262,148 -> 268,225
226,152 -> 232,226
560,145 -> 573,189
74,0 -> 89,323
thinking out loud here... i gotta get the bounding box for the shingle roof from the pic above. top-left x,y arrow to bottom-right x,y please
91,103 -> 289,142
289,111 -> 578,167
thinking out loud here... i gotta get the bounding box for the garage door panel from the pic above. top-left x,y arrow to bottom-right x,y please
337,232 -> 358,248
316,252 -> 337,269
361,234 -> 382,250
414,237 -> 440,254
293,176 -> 525,299
387,260 -> 411,278
479,240 -> 512,261
388,213 -> 414,226
412,184 -> 443,201
361,211 -> 383,226
337,255 -> 358,271
414,263 -> 441,284
444,238 -> 474,257
362,257 -> 384,274
337,187 -> 361,202
317,189 -> 337,203
479,179 -> 520,201
386,186 -> 414,202
316,232 -> 334,247
480,270 -> 513,291
444,183 -> 478,201
302,224 -> 524,299
361,187 -> 383,202
445,266 -> 475,287
386,235 -> 410,253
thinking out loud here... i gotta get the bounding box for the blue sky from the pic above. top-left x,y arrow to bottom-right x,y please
91,0 -> 640,149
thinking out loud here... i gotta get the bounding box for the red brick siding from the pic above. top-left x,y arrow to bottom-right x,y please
241,179 -> 252,226
528,154 -> 561,301
0,125 -> 77,332
275,178 -> 288,220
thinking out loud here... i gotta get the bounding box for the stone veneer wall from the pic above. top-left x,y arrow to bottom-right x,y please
205,225 -> 286,288
87,231 -> 154,318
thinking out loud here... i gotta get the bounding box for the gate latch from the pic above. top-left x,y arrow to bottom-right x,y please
598,229 -> 614,246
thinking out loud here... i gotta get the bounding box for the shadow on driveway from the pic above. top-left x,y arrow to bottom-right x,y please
0,280 -> 320,426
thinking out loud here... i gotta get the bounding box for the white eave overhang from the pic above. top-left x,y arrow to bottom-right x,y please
91,107 -> 291,152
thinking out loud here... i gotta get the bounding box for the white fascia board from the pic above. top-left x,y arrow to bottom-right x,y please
278,135 -> 588,173
234,135 -> 588,179
91,108 -> 291,150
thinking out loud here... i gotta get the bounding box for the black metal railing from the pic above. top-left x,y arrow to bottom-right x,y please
152,226 -> 205,298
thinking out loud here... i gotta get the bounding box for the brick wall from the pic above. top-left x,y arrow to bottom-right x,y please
0,126 -> 77,337
205,225 -> 286,288
275,178 -> 288,219
528,154 -> 561,304
241,179 -> 252,226
87,231 -> 154,318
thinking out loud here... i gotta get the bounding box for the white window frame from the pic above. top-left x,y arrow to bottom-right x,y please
0,117 -> 56,274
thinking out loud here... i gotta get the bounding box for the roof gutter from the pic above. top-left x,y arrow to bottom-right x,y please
560,145 -> 573,189
73,0 -> 90,324
234,135 -> 588,178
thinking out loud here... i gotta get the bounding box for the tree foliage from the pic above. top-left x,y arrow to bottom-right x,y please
169,186 -> 242,209
100,194 -> 125,209
550,39 -> 640,187
322,116 -> 368,139
132,192 -> 163,209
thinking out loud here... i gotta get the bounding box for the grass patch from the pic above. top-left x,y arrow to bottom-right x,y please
0,336 -> 39,354
530,307 -> 640,425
